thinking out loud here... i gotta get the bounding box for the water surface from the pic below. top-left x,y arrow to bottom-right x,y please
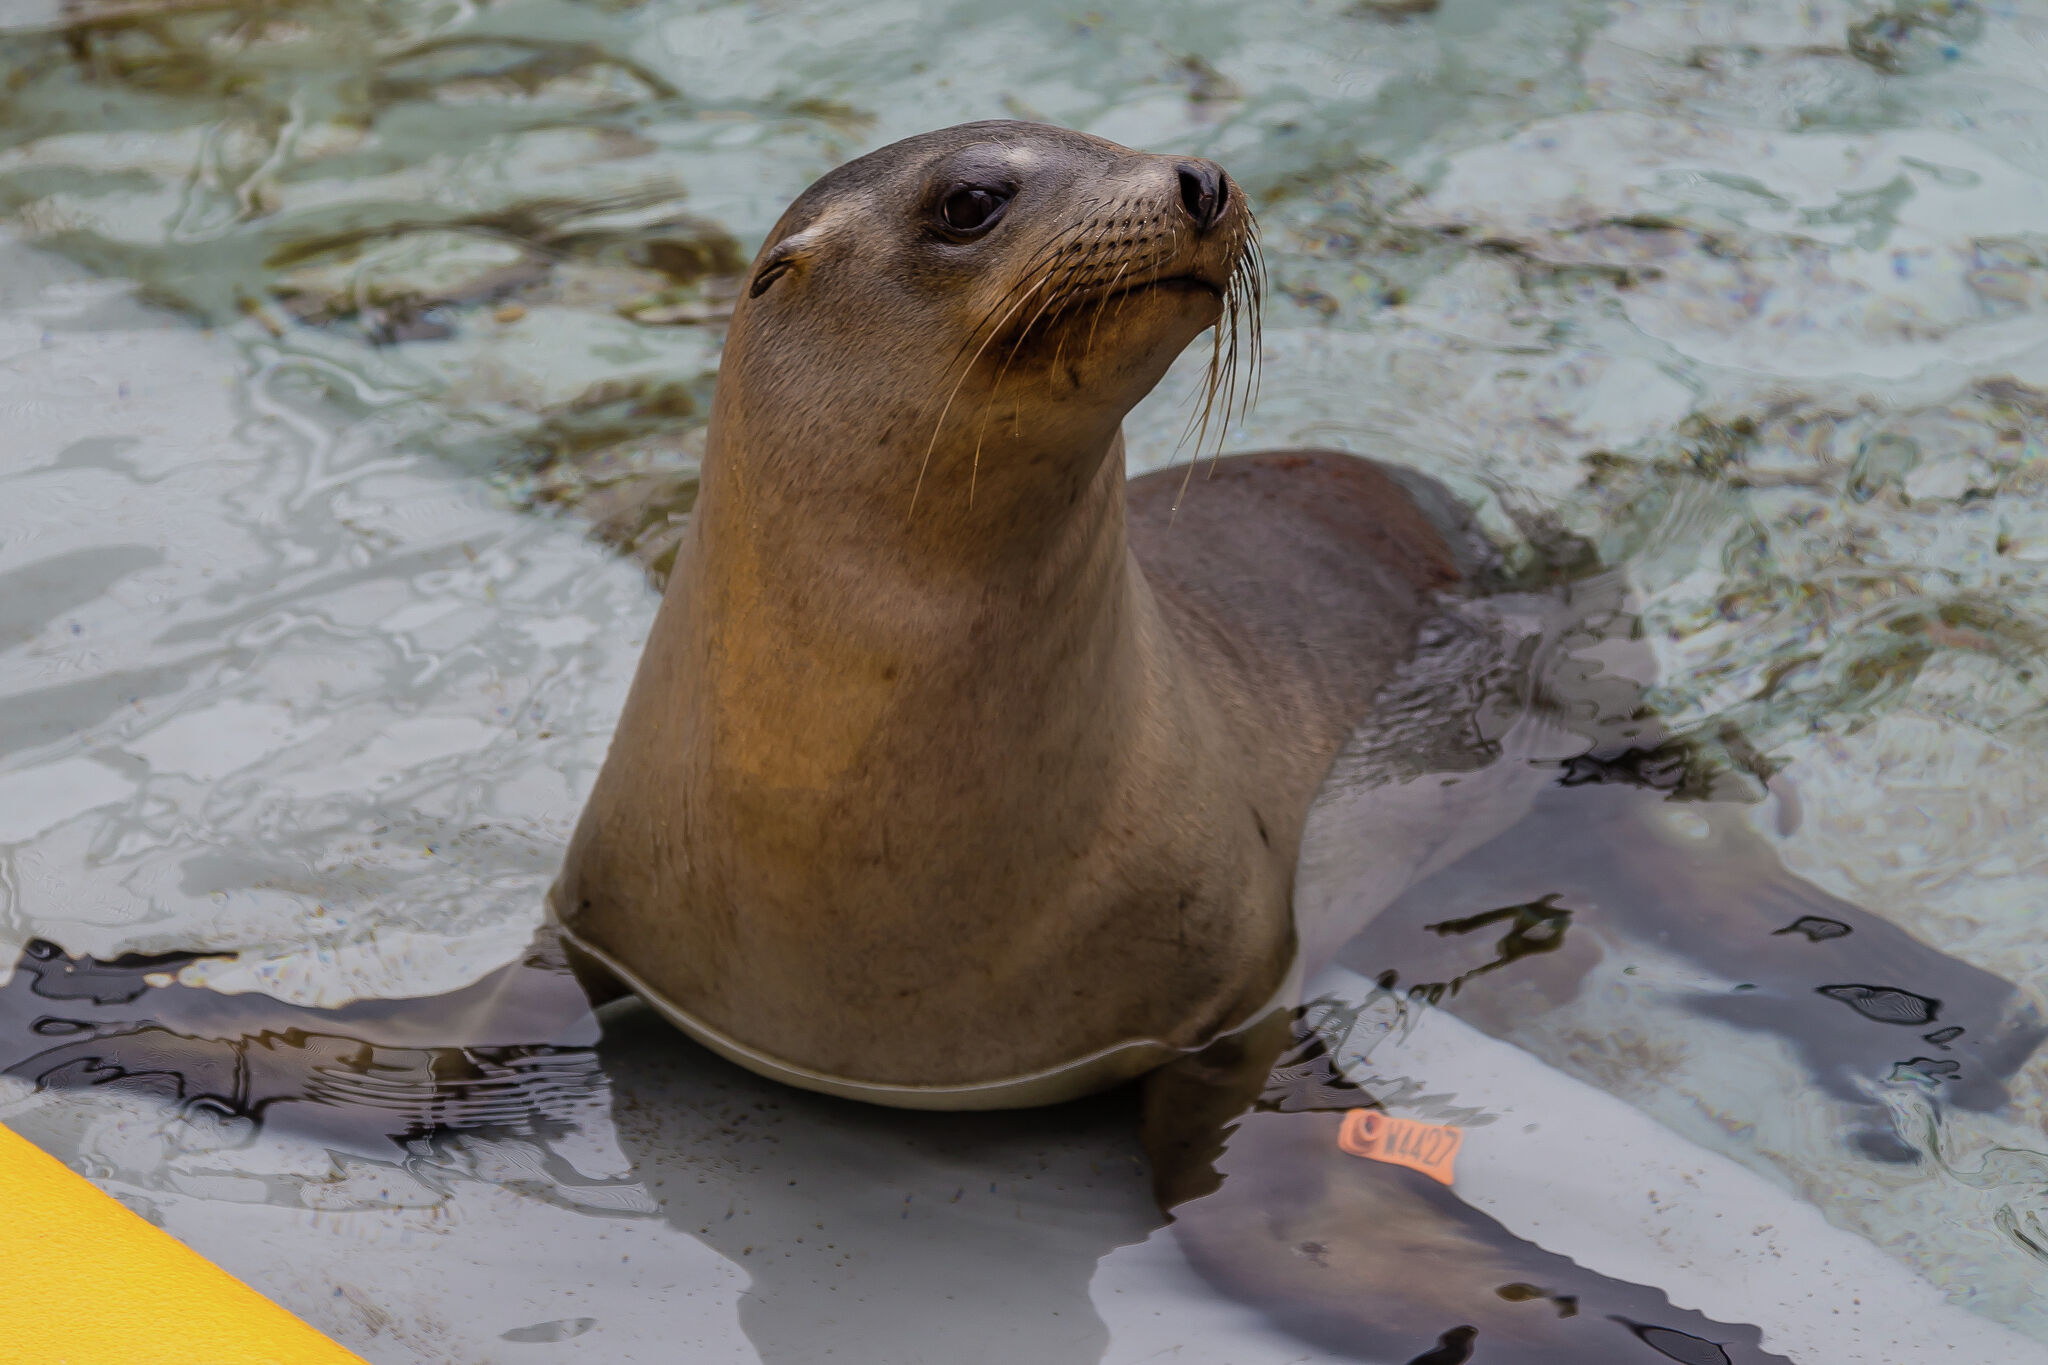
3,1 -> 2047,1361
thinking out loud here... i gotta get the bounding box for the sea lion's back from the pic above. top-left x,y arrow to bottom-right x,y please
1126,449 -> 1467,766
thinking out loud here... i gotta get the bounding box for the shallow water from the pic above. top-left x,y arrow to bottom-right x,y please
2,1 -> 2047,1361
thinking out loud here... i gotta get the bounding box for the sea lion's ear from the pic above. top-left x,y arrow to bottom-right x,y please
749,223 -> 830,299
748,246 -> 799,298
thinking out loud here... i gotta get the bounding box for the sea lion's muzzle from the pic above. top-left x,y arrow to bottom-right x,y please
1012,150 -> 1254,325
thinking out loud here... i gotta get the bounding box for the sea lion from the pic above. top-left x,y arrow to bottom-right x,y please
550,119 -> 1467,1105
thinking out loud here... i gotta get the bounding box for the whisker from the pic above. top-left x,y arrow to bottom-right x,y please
1170,204 -> 1266,518
1043,202 -> 1126,393
1083,258 -> 1132,365
953,205 -> 1106,353
920,212 -> 1106,416
964,206 -> 1128,500
964,197 -> 1134,502
1243,227 -> 1267,420
907,207 -> 1116,517
973,268 -> 1076,504
1177,272 -> 1226,456
1171,325 -> 1224,518
912,184 -> 1264,528
1208,282 -> 1240,477
1106,238 -> 1164,331
911,267 -> 1060,517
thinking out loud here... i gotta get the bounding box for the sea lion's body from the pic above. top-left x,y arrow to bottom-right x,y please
552,121 -> 1461,1101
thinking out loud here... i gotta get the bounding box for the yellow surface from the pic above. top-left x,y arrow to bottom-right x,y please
0,1122 -> 368,1365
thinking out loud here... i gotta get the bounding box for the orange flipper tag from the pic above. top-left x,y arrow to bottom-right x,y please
1337,1109 -> 1463,1185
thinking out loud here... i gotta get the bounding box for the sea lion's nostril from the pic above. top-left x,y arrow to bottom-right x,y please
1177,161 -> 1227,231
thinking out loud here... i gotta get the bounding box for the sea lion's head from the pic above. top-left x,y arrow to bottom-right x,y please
710,121 -> 1259,524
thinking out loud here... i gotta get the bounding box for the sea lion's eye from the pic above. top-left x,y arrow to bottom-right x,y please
939,186 -> 1008,234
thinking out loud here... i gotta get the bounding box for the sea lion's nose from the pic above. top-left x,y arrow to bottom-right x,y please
1175,160 -> 1230,231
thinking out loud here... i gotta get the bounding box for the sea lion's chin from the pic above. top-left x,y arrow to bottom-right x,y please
1030,278 -> 1227,396
1144,274 -> 1228,304
1114,275 -> 1227,328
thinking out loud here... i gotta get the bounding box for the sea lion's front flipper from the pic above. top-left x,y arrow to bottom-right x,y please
1142,1013 -> 1794,1364
1,935 -> 609,1161
1335,775 -> 2046,1137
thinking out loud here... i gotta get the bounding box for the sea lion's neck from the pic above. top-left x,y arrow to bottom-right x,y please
694,419 -> 1139,622
705,391 -> 1138,574
680,424 -> 1166,804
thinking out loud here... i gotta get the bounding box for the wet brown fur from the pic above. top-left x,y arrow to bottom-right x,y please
551,122 -> 1457,1090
